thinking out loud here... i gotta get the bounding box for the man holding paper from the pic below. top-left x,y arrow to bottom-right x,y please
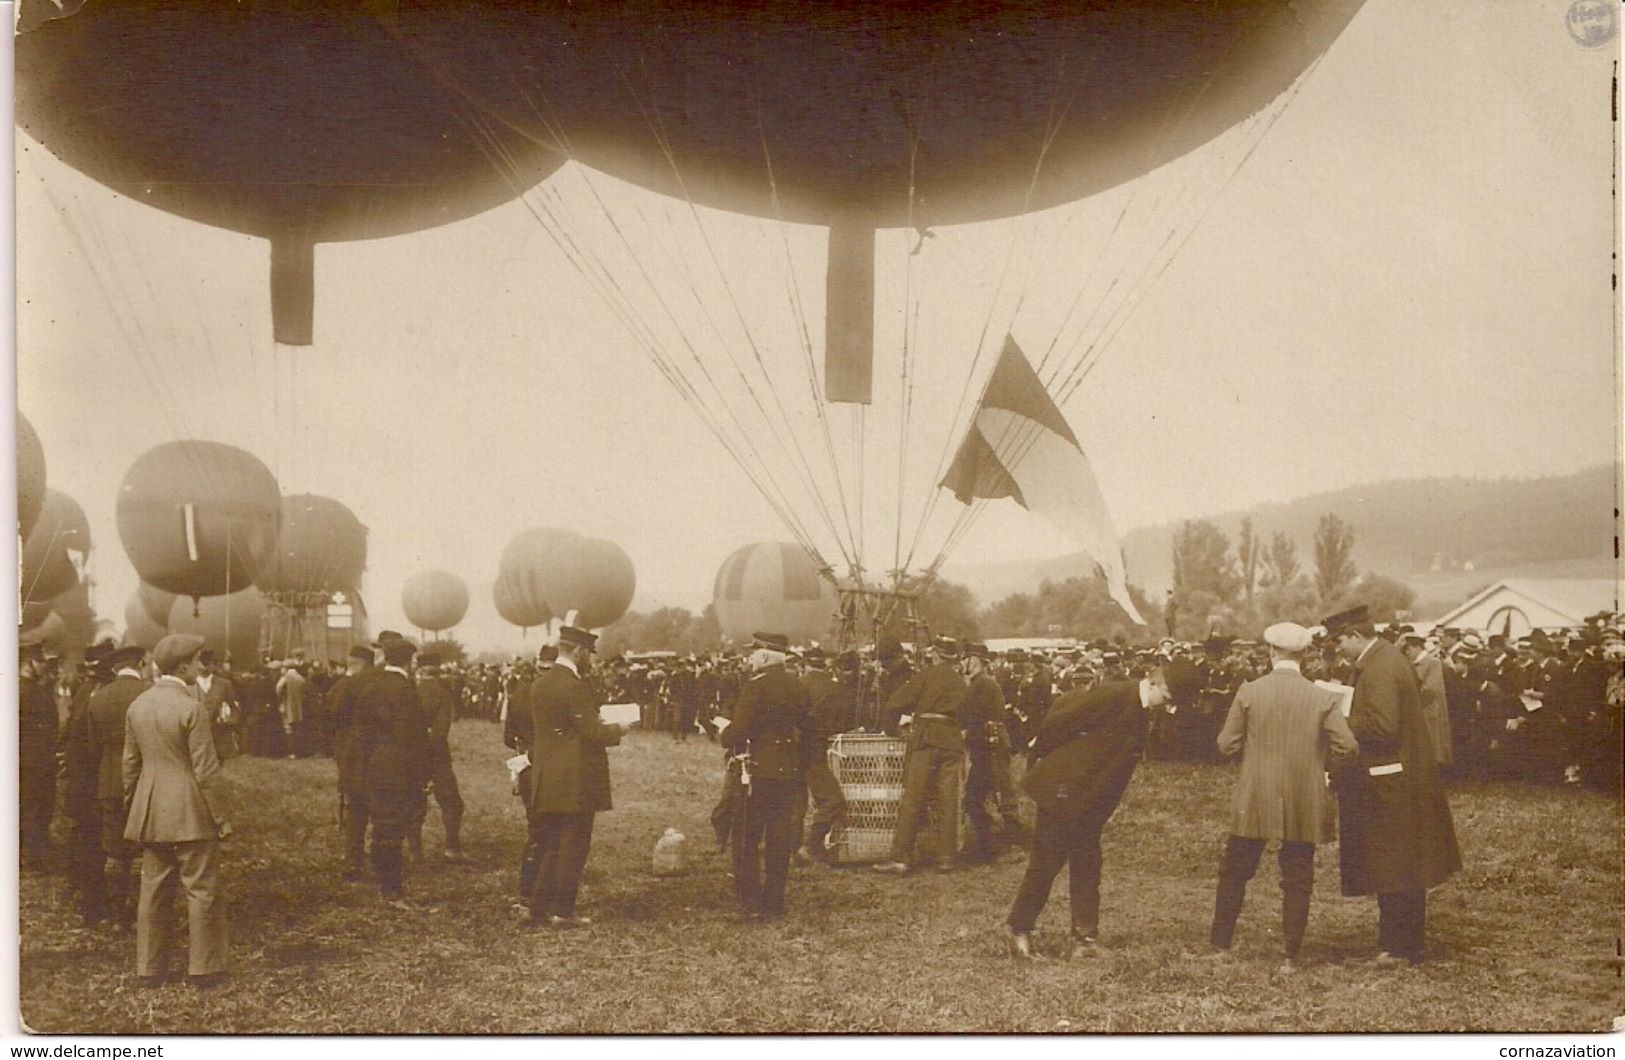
1323,606 -> 1461,966
526,625 -> 625,928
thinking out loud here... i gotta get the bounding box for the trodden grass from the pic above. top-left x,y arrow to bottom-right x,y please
18,722 -> 1624,1033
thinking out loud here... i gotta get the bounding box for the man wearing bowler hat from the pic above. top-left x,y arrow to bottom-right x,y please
526,625 -> 625,927
86,644 -> 151,926
122,633 -> 231,987
351,632 -> 432,908
1005,658 -> 1202,959
1323,605 -> 1461,966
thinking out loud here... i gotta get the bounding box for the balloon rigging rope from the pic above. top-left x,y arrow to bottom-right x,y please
893,130 -> 921,585
624,64 -> 858,573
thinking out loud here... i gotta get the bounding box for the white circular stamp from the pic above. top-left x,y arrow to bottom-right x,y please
1566,0 -> 1617,47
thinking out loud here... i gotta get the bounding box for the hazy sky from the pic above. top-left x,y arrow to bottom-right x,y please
14,1 -> 1619,654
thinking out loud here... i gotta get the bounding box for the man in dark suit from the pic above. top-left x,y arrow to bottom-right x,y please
87,645 -> 151,926
791,646 -> 848,866
412,653 -> 467,862
330,644 -> 378,879
960,642 -> 1016,865
18,640 -> 60,868
874,636 -> 969,875
1004,658 -> 1201,959
526,625 -> 625,927
351,634 -> 431,908
61,643 -> 116,927
726,632 -> 813,917
1324,605 -> 1461,966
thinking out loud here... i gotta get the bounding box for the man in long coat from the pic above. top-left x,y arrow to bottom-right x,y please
330,645 -> 377,880
526,625 -> 625,927
352,635 -> 431,907
1005,660 -> 1201,959
412,653 -> 466,862
1208,623 -> 1358,971
1325,606 -> 1462,966
122,634 -> 231,987
86,645 -> 151,925
1401,633 -> 1452,768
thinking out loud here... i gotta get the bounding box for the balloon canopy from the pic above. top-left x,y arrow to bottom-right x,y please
21,489 -> 90,606
15,1 -> 564,344
543,536 -> 637,631
492,569 -> 548,633
401,569 -> 470,633
17,412 -> 46,542
116,440 -> 281,603
123,593 -> 169,650
167,586 -> 266,667
713,541 -> 840,646
255,494 -> 368,600
137,582 -> 179,628
494,528 -> 582,632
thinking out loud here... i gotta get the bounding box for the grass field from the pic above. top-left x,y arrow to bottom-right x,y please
18,722 -> 1624,1034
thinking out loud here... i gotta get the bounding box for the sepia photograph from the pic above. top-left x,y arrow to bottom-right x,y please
8,0 -> 1623,1040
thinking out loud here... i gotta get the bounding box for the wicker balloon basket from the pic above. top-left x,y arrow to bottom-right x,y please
826,733 -> 964,864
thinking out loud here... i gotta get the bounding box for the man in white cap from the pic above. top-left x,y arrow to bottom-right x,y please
1207,622 -> 1358,973
122,633 -> 231,988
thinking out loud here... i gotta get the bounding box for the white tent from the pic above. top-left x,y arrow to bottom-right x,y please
1431,578 -> 1620,636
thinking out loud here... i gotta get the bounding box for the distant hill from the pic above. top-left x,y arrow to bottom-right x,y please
946,464 -> 1619,617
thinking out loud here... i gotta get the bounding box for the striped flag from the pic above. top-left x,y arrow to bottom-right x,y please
940,335 -> 1145,625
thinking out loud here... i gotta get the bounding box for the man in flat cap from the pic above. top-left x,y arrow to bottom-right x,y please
1005,658 -> 1202,958
1207,623 -> 1358,973
412,653 -> 467,863
351,635 -> 432,907
526,625 -> 625,927
874,635 -> 969,875
122,634 -> 230,987
725,633 -> 814,916
1323,606 -> 1461,966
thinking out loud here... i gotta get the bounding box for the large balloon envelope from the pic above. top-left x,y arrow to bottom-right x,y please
492,570 -> 549,632
21,489 -> 90,605
15,0 -> 565,345
713,541 -> 839,646
123,593 -> 169,650
116,441 -> 281,604
17,413 -> 46,542
255,494 -> 368,599
495,527 -> 582,631
137,582 -> 179,627
541,536 -> 636,631
167,586 -> 266,666
402,569 -> 470,633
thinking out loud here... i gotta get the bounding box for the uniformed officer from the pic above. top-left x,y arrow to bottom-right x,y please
959,642 -> 1009,865
792,646 -> 848,865
725,633 -> 813,918
874,636 -> 968,875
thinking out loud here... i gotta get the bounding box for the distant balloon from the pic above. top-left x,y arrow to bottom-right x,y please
167,587 -> 266,667
116,441 -> 281,604
495,528 -> 583,632
123,593 -> 168,650
402,570 -> 469,633
543,536 -> 636,630
17,413 -> 46,541
137,583 -> 179,628
713,541 -> 838,645
256,494 -> 368,599
21,489 -> 90,605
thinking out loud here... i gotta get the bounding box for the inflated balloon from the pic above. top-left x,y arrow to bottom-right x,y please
51,577 -> 98,654
256,494 -> 368,600
116,441 -> 281,604
123,593 -> 168,650
713,541 -> 839,645
21,489 -> 90,605
168,587 -> 265,667
137,582 -> 179,628
20,600 -> 54,631
496,528 -> 583,632
15,3 -> 564,345
402,570 -> 470,633
542,536 -> 636,630
17,413 -> 46,541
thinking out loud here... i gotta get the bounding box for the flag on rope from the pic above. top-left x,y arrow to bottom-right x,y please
940,335 -> 1145,625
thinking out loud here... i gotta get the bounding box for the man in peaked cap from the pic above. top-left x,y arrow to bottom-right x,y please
725,632 -> 814,916
1208,623 -> 1358,974
874,636 -> 969,875
123,634 -> 230,987
1006,658 -> 1202,959
1323,605 -> 1460,966
526,626 -> 625,927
